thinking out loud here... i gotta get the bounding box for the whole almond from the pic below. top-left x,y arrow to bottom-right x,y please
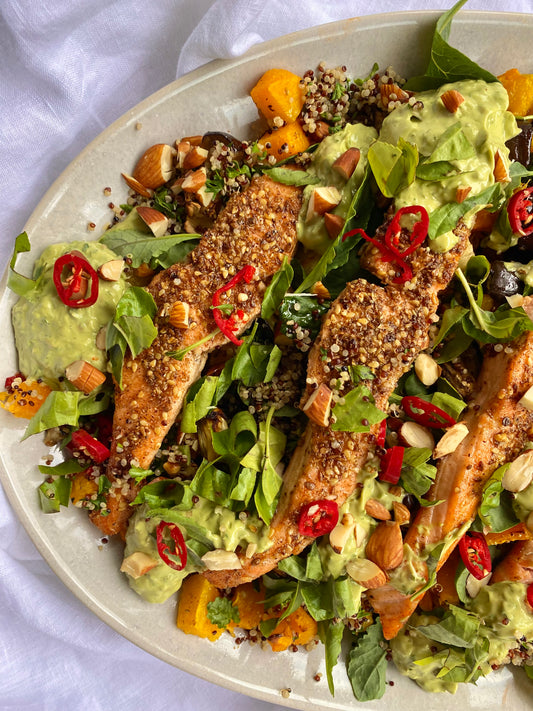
365,520 -> 404,570
133,143 -> 177,189
365,498 -> 391,521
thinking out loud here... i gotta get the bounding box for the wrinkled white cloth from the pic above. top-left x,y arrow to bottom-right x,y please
1,1 -> 532,710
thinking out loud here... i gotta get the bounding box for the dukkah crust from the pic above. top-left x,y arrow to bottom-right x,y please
89,175 -> 302,537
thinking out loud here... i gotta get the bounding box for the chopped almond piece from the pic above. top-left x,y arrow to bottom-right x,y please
65,360 -> 107,394
98,259 -> 124,281
306,186 -> 341,220
182,167 -> 207,193
324,212 -> 345,240
332,147 -> 361,180
183,146 -> 209,171
302,383 -> 332,426
121,172 -> 152,198
440,89 -> 465,113
169,301 -> 190,329
132,143 -> 176,189
137,206 -> 169,237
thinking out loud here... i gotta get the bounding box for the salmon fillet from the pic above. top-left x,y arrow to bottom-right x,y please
491,540 -> 533,584
205,225 -> 469,588
90,176 -> 302,536
369,330 -> 533,639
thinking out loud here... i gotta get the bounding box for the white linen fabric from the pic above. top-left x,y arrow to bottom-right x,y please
1,1 -> 532,710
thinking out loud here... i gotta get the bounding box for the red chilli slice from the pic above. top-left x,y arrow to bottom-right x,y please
458,531 -> 491,581
298,499 -> 339,537
156,521 -> 187,571
70,429 -> 110,463
527,583 -> 533,609
507,186 -> 533,236
402,396 -> 456,429
212,265 -> 255,346
53,252 -> 99,308
379,446 -> 405,484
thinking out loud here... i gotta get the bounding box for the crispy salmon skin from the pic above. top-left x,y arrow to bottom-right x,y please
90,176 -> 302,536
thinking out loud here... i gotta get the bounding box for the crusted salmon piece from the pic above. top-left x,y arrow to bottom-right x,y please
369,331 -> 533,639
89,176 -> 302,537
205,226 -> 469,588
491,539 -> 533,584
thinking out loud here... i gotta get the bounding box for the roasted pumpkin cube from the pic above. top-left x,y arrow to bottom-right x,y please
70,472 -> 99,505
176,574 -> 224,641
499,68 -> 533,116
258,122 -> 311,162
230,582 -> 266,630
0,377 -> 51,419
251,68 -> 305,125
267,606 -> 317,652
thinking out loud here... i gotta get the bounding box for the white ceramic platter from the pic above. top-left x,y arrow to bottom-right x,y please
1,10 -> 533,711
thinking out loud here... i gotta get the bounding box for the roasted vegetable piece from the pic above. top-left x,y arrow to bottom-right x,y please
498,68 -> 533,116
70,472 -> 98,505
0,377 -> 51,419
257,121 -> 311,161
267,606 -> 317,652
176,574 -> 224,641
251,68 -> 305,125
230,583 -> 266,630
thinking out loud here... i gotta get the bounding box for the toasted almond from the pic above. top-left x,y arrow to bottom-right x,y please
201,549 -> 242,571
414,353 -> 442,386
493,148 -> 510,184
121,172 -> 152,198
519,384 -> 533,411
176,140 -> 191,168
182,167 -> 207,193
465,571 -> 492,598
332,147 -> 361,180
195,183 -> 214,208
323,212 -> 345,240
245,542 -> 257,559
400,420 -> 435,450
136,205 -> 169,237
135,262 -> 155,278
506,293 -> 524,309
120,551 -> 158,579
365,520 -> 404,570
163,461 -> 181,476
98,259 -> 124,282
393,501 -> 411,526
380,82 -> 409,103
311,281 -> 331,299
133,143 -> 176,189
433,422 -> 469,459
306,186 -> 341,220
65,360 -> 107,394
345,557 -> 387,589
169,301 -> 190,329
183,145 -> 209,171
502,449 -> 533,492
456,185 -> 472,203
365,498 -> 391,521
95,325 -> 107,351
303,383 -> 332,427
181,134 -> 203,146
329,514 -> 355,554
354,523 -> 367,548
440,89 -> 465,113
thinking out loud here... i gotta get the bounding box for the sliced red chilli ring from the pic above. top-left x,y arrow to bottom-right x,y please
402,396 -> 456,429
384,205 -> 429,258
212,265 -> 255,346
53,252 -> 99,308
508,186 -> 533,236
458,531 -> 491,581
379,446 -> 405,485
156,521 -> 187,571
298,499 -> 339,537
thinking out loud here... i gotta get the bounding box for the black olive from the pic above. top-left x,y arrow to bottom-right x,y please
506,121 -> 533,167
486,260 -> 521,297
201,131 -> 243,153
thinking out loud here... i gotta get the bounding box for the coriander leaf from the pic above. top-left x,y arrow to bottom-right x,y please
261,257 -> 293,320
206,596 -> 240,628
404,0 -> 498,91
367,137 -> 418,198
331,385 -> 386,432
264,166 -> 320,186
349,365 -> 375,384
38,476 -> 72,513
8,232 -> 37,297
346,620 -> 387,702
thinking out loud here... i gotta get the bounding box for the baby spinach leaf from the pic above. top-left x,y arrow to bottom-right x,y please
479,463 -> 519,532
8,232 -> 37,297
414,605 -> 480,649
279,294 -> 331,341
346,620 -> 387,702
38,475 -> 72,513
367,137 -> 418,198
181,376 -> 220,433
428,183 -> 503,241
319,619 -> 345,696
231,327 -> 282,386
261,257 -> 293,320
400,447 -> 437,503
404,0 -> 498,91
37,459 -> 86,477
331,385 -> 386,432
264,166 -> 320,186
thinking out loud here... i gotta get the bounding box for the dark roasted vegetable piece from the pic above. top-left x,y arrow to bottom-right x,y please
486,261 -> 521,298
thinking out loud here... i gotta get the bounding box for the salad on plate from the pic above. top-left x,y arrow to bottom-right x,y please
5,0 -> 533,703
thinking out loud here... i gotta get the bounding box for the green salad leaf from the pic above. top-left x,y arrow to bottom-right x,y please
479,463 -> 520,532
264,166 -> 320,186
319,619 -> 345,696
404,0 -> 498,91
367,137 -> 418,198
38,475 -> 72,513
261,257 -> 293,320
23,389 -> 110,439
346,620 -> 387,702
8,232 -> 37,297
413,605 -> 480,648
331,385 -> 386,432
